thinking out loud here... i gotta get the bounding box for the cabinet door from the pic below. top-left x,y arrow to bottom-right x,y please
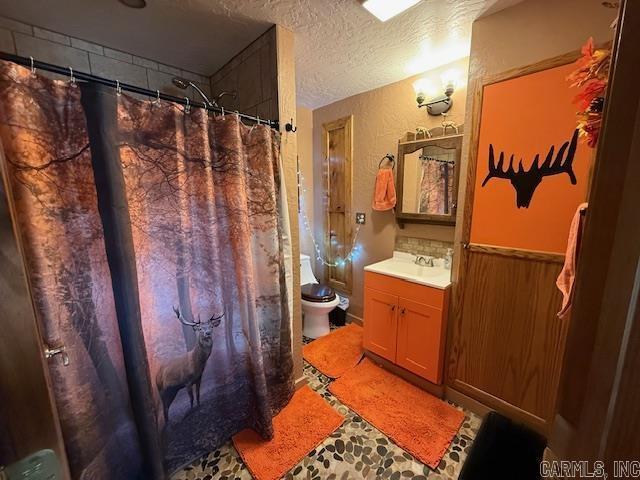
363,287 -> 398,362
397,297 -> 444,384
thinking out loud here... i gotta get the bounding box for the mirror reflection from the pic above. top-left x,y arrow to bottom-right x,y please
402,145 -> 456,215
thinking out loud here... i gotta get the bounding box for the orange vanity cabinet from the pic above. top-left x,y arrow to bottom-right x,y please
363,271 -> 450,384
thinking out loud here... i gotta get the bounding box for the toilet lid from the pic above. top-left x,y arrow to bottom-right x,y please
301,283 -> 336,302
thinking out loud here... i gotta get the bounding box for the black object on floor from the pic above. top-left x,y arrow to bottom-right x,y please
458,411 -> 547,480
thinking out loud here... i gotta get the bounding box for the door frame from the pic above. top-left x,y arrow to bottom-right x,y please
322,115 -> 353,293
0,151 -> 70,477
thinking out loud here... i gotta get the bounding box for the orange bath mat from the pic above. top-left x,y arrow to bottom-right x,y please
303,323 -> 364,378
329,358 -> 464,469
232,386 -> 344,480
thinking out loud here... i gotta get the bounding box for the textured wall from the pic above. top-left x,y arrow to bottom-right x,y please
296,105 -> 315,263
209,27 -> 279,122
452,0 -> 616,276
312,57 -> 469,319
275,26 -> 303,382
0,16 -> 211,101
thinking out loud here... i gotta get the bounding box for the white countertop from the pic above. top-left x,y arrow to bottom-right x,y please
364,251 -> 452,290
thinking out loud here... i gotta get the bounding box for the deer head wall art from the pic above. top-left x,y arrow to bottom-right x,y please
156,306 -> 223,425
481,129 -> 579,208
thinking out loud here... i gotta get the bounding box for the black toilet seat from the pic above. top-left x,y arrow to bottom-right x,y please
301,283 -> 336,302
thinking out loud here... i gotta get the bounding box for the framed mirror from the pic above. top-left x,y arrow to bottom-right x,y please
396,133 -> 463,226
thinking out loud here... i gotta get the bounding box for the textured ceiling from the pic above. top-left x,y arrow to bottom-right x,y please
0,0 -> 522,108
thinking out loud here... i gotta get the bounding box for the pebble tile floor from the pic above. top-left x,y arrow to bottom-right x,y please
173,326 -> 481,480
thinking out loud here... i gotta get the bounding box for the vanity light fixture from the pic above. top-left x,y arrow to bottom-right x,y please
413,68 -> 461,116
360,0 -> 421,22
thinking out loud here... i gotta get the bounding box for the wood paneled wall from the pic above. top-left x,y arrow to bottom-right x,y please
447,52 -> 586,434
448,246 -> 567,431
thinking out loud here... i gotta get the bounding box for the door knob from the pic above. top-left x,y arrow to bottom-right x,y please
44,344 -> 69,366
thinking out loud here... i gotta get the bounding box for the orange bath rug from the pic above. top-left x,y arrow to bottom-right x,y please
303,323 -> 364,378
232,386 -> 344,480
329,358 -> 464,469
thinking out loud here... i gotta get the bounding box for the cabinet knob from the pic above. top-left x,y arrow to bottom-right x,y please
400,307 -> 406,315
390,304 -> 396,311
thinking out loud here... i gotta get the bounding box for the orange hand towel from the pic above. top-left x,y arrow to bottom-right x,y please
556,202 -> 588,319
372,168 -> 396,211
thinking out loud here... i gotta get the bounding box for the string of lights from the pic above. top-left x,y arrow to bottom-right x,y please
297,170 -> 362,268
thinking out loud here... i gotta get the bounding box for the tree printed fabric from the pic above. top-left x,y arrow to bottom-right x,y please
0,62 -> 145,479
0,61 -> 294,478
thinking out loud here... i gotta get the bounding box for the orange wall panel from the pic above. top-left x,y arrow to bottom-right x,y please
470,62 -> 591,254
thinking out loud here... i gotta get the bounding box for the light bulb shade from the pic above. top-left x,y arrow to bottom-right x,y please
412,78 -> 430,95
440,68 -> 462,90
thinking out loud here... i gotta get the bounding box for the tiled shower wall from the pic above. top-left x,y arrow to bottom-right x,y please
0,15 -> 211,101
209,26 -> 278,122
395,235 -> 454,259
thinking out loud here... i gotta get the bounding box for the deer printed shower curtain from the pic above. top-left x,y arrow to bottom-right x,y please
0,62 -> 294,478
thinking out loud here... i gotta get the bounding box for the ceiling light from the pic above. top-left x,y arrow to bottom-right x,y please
118,0 -> 146,8
361,0 -> 421,22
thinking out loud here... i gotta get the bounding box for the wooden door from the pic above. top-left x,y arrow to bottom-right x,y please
0,177 -> 70,477
323,116 -> 353,293
363,288 -> 398,362
397,298 -> 444,384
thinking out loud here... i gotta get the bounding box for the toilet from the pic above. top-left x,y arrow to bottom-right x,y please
300,254 -> 340,339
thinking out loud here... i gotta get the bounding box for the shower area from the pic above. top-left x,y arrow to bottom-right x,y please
0,16 -> 301,480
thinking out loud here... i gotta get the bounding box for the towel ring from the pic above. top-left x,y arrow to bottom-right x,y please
378,154 -> 395,170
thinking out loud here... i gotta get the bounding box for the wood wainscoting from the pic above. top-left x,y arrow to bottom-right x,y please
447,245 -> 567,433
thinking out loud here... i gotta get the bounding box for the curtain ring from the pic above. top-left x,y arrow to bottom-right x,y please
256,115 -> 261,125
29,56 -> 36,75
221,106 -> 225,118
116,80 -> 122,96
184,97 -> 190,114
154,89 -> 161,105
68,67 -> 76,86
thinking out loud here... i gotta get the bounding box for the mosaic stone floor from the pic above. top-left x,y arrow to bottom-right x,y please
173,327 -> 482,480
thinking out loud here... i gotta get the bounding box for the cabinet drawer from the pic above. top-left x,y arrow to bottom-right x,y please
364,271 -> 446,309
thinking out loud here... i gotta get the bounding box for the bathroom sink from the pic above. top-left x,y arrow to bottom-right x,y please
364,251 -> 451,289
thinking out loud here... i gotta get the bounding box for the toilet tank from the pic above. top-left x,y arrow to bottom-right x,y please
300,254 -> 318,285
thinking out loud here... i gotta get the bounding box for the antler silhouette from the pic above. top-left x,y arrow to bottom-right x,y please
481,129 -> 579,208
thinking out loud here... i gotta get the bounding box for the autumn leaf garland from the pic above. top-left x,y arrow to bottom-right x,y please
567,38 -> 611,148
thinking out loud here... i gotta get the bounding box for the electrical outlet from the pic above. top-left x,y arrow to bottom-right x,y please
355,212 -> 366,224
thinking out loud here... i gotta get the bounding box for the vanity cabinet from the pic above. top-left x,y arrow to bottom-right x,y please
363,271 -> 449,384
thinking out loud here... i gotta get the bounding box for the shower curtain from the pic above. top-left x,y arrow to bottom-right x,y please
0,62 -> 294,478
419,159 -> 455,215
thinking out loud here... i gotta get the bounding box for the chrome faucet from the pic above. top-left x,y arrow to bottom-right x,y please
415,255 -> 434,267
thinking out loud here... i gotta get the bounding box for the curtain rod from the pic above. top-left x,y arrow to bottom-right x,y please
0,51 -> 280,130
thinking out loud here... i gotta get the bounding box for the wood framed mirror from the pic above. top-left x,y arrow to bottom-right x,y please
396,133 -> 463,227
